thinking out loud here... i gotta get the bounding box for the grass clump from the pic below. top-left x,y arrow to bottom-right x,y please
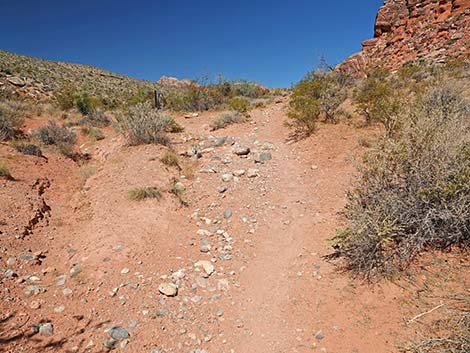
287,70 -> 348,135
12,140 -> 43,157
210,112 -> 246,131
128,187 -> 162,201
80,126 -> 105,141
0,161 -> 13,180
169,178 -> 188,206
117,102 -> 183,146
161,149 -> 180,168
329,84 -> 470,279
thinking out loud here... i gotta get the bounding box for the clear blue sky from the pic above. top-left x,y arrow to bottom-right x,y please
0,0 -> 383,87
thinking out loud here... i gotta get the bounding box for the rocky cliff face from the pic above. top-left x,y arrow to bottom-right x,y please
337,0 -> 470,76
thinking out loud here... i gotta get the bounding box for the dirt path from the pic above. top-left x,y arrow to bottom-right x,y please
2,100 -> 465,353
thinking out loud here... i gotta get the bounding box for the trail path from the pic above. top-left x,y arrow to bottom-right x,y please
1,100 -> 428,353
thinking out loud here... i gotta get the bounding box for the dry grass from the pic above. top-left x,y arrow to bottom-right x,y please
209,111 -> 247,131
0,161 -> 13,180
128,187 -> 162,201
161,149 -> 180,168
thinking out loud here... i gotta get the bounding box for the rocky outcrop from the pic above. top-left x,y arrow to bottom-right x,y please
337,0 -> 470,76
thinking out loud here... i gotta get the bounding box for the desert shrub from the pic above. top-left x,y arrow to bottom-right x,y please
0,100 -> 28,141
169,178 -> 188,206
68,108 -> 111,128
35,121 -> 76,145
288,70 -> 348,135
329,85 -> 470,278
12,141 -> 43,157
228,97 -> 251,114
81,126 -> 105,140
161,149 -> 180,168
209,111 -> 246,131
128,187 -> 162,201
0,161 -> 13,180
354,68 -> 407,135
116,102 -> 182,146
74,91 -> 98,115
232,80 -> 267,99
55,85 -> 76,110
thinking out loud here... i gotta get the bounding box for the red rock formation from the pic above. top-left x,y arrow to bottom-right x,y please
337,0 -> 470,76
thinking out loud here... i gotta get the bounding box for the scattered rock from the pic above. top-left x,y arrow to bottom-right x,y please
158,283 -> 178,297
195,260 -> 215,276
223,210 -> 233,218
39,322 -> 54,336
255,152 -> 272,163
221,173 -> 233,182
7,77 -> 26,87
109,326 -> 130,340
233,169 -> 246,177
247,169 -> 259,178
217,185 -> 228,193
232,144 -> 250,156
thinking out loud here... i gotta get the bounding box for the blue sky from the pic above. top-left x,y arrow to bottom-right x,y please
0,0 -> 383,87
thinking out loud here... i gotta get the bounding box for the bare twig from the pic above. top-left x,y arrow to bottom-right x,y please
407,302 -> 445,324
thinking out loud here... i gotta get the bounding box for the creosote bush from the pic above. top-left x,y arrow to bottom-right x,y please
228,97 -> 251,114
209,111 -> 246,131
329,84 -> 470,278
287,70 -> 348,135
128,187 -> 162,201
116,102 -> 183,146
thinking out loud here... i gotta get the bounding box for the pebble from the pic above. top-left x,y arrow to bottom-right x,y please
247,169 -> 259,178
255,152 -> 272,163
39,322 -> 54,336
218,253 -> 232,261
223,210 -> 233,218
109,326 -> 130,340
158,283 -> 178,297
217,185 -> 228,193
233,169 -> 245,177
6,257 -> 16,266
195,260 -> 215,276
63,288 -> 73,297
221,173 -> 233,182
70,267 -> 81,277
200,245 -> 211,253
54,305 -> 65,313
232,144 -> 250,156
121,268 -> 130,274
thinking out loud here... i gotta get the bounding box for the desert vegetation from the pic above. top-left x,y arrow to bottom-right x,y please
116,102 -> 183,146
287,69 -> 349,135
128,187 -> 162,201
210,111 -> 247,131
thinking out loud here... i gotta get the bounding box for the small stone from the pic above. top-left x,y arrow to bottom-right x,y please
217,278 -> 229,291
200,245 -> 211,253
215,309 -> 224,317
109,326 -> 130,340
233,169 -> 246,177
217,185 -> 228,193
158,283 -> 178,297
63,288 -> 73,296
247,169 -> 259,178
218,253 -> 232,261
156,308 -> 169,317
255,152 -> 272,163
232,144 -> 250,156
39,322 -> 54,336
221,173 -> 233,182
314,330 -> 324,340
54,305 -> 65,313
223,210 -> 233,218
70,267 -> 81,277
174,182 -> 186,192
56,275 -> 67,286
104,338 -> 118,349
6,257 -> 16,266
121,268 -> 130,274
195,260 -> 215,276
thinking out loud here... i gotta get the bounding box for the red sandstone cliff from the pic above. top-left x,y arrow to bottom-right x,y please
337,0 -> 470,76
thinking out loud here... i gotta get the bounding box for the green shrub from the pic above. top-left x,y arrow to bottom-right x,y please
74,91 -> 97,115
0,101 -> 24,141
116,102 -> 182,146
68,108 -> 111,128
55,85 -> 76,110
354,68 -> 407,135
210,112 -> 246,131
228,97 -> 251,114
329,85 -> 470,279
128,187 -> 162,201
288,70 -> 348,135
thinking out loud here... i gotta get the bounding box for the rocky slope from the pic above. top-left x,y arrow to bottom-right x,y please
337,0 -> 470,76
